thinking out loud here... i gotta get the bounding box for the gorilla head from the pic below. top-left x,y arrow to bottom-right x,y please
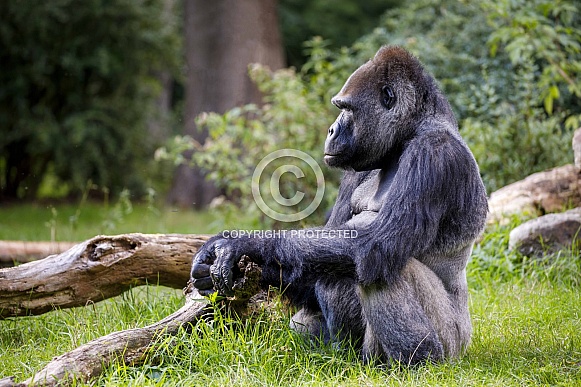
324,46 -> 455,171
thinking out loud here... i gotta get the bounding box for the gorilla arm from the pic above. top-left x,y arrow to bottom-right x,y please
191,229 -> 357,297
191,170 -> 364,297
354,129 -> 486,285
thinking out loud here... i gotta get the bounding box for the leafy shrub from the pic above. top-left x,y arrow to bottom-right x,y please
159,56 -> 344,227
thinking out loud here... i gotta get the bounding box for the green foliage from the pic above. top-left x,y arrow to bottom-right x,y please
0,0 -> 180,200
363,0 -> 581,192
279,0 -> 403,68
477,0 -> 581,190
486,0 -> 581,124
159,53 -> 351,227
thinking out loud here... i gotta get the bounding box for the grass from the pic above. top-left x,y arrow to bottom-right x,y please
0,201 -> 258,241
0,206 -> 580,386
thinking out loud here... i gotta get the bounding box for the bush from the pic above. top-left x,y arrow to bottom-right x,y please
364,0 -> 581,191
0,0 -> 180,200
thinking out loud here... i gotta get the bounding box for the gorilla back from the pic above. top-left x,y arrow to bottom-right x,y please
192,45 -> 488,365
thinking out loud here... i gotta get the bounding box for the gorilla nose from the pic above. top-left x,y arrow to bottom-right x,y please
327,123 -> 339,140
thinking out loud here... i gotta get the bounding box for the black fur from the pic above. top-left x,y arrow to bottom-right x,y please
192,46 -> 488,365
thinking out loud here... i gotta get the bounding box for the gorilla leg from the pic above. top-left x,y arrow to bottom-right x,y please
288,261 -> 460,365
315,278 -> 365,346
290,308 -> 329,342
357,258 -> 466,364
358,280 -> 444,365
290,278 -> 365,347
403,258 -> 470,357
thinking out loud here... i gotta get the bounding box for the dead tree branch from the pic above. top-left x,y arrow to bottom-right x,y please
0,233 -> 210,319
488,164 -> 581,223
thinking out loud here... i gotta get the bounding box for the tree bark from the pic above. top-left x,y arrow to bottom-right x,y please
0,233 -> 210,319
167,0 -> 285,209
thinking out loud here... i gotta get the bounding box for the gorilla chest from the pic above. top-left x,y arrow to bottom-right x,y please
349,169 -> 396,226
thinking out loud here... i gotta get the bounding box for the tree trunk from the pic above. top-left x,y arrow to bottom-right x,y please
0,234 -> 210,319
146,0 -> 176,145
147,70 -> 173,144
167,0 -> 285,209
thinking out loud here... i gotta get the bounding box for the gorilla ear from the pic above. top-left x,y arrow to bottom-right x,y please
381,85 -> 396,110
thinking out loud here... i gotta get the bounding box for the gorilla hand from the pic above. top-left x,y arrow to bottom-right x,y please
191,235 -> 259,297
191,236 -> 217,296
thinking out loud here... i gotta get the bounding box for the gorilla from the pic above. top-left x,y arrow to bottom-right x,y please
192,45 -> 488,365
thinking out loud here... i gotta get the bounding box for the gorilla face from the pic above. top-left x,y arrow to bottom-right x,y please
324,62 -> 381,171
323,108 -> 356,169
324,48 -> 420,171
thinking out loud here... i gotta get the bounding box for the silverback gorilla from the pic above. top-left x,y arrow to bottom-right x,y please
192,46 -> 488,365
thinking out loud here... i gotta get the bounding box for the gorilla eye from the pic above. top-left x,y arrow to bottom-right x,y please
381,85 -> 396,110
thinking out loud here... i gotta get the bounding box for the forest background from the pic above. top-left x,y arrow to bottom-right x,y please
1,0 -> 579,231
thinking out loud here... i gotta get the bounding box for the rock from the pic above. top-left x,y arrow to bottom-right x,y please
509,208 -> 581,256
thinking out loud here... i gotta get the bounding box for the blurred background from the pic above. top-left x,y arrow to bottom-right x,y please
0,0 -> 580,239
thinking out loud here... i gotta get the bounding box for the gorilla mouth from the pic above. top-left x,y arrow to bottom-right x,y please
324,153 -> 344,167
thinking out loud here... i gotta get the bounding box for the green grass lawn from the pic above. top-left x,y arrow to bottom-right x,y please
0,201 -> 258,241
0,206 -> 580,386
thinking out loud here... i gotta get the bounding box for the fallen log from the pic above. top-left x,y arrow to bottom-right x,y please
0,256 -> 262,387
487,164 -> 581,223
0,233 -> 210,319
508,208 -> 581,256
